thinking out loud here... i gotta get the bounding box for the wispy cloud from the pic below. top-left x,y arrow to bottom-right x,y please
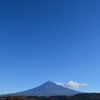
66,81 -> 87,88
54,81 -> 87,88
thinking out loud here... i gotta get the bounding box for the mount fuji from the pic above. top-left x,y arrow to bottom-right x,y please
11,81 -> 81,96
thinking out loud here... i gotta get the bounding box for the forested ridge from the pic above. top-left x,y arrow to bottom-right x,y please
2,93 -> 100,100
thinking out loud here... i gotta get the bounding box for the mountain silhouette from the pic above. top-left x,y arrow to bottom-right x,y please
12,81 -> 81,96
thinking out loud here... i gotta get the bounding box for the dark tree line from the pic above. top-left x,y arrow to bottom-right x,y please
4,93 -> 100,100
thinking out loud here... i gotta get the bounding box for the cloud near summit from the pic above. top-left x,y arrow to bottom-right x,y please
55,81 -> 87,88
67,81 -> 87,88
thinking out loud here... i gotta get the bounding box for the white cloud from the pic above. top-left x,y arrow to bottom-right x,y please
54,82 -> 64,86
67,81 -> 87,88
54,81 -> 87,88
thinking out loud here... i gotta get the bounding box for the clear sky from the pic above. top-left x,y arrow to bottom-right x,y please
0,0 -> 100,94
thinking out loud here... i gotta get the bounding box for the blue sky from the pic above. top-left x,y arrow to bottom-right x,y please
0,0 -> 100,94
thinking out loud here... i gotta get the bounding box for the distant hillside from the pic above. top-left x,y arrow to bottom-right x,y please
5,93 -> 100,100
72,93 -> 100,100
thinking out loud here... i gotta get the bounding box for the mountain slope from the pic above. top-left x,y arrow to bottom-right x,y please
13,81 -> 81,96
